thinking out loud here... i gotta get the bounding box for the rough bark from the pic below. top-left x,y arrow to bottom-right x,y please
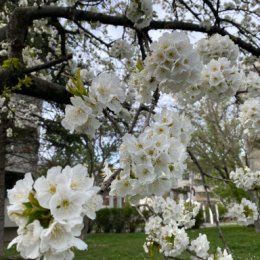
248,138 -> 260,233
0,114 -> 7,256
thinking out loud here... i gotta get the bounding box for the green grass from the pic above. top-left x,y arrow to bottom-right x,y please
4,226 -> 260,260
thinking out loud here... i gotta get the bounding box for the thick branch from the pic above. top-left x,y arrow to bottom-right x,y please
0,7 -> 259,56
17,77 -> 71,104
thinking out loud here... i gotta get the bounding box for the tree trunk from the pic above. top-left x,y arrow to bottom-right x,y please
248,138 -> 260,233
0,114 -> 7,255
80,217 -> 91,240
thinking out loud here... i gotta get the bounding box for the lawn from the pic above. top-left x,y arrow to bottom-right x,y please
76,226 -> 260,260
4,226 -> 260,260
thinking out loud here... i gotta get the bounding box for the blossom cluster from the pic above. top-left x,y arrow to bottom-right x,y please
230,167 -> 260,190
178,57 -> 243,103
126,0 -> 153,29
196,34 -> 239,65
143,197 -> 198,257
189,233 -> 210,259
7,164 -> 103,260
199,57 -> 243,101
62,72 -> 126,137
244,71 -> 260,99
143,196 -> 232,259
131,32 -> 202,103
110,109 -> 193,201
147,196 -> 201,229
0,95 -> 40,137
226,198 -> 258,226
208,247 -> 233,260
110,39 -> 134,60
239,97 -> 260,136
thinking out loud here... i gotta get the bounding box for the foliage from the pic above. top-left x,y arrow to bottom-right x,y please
95,206 -> 144,233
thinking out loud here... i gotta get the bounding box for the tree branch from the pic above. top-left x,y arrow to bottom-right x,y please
187,148 -> 231,254
17,77 -> 71,104
0,7 -> 259,56
23,54 -> 73,74
98,168 -> 121,195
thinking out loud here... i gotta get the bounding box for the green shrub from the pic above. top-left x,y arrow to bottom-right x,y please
96,208 -> 113,233
217,203 -> 228,221
194,208 -> 204,229
94,206 -> 145,233
111,208 -> 125,233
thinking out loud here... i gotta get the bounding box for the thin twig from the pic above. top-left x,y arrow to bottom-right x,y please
98,168 -> 121,195
23,54 -> 73,74
103,109 -> 124,137
141,88 -> 160,132
187,148 -> 231,254
129,104 -> 145,133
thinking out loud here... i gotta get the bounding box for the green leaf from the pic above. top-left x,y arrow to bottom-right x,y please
2,58 -> 22,70
148,241 -> 160,258
136,59 -> 144,72
67,69 -> 88,97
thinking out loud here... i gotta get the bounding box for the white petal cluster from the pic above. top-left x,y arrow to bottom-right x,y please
61,96 -> 101,137
245,71 -> 260,98
226,198 -> 258,225
0,96 -> 5,108
160,224 -> 189,257
144,215 -> 189,257
143,196 -> 203,258
110,109 -> 193,199
126,0 -> 153,29
189,233 -> 210,260
149,196 -> 201,229
239,97 -> 260,136
208,247 -> 233,260
7,164 -> 103,260
200,57 -> 243,101
197,34 -> 239,65
230,167 -> 260,190
7,173 -> 34,228
131,32 -> 202,103
62,72 -> 126,137
90,73 -> 126,113
110,39 -> 134,60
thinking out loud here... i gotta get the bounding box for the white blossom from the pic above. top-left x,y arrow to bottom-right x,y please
160,224 -> 189,257
197,34 -> 239,65
200,57 -> 243,101
8,220 -> 43,259
230,167 -> 260,190
244,71 -> 260,98
110,109 -> 193,200
34,166 -> 63,209
126,0 -> 153,29
226,198 -> 258,225
90,72 -> 126,113
6,127 -> 13,137
189,233 -> 210,259
7,172 -> 33,205
8,164 -> 102,260
208,247 -> 233,260
49,185 -> 85,224
132,32 -> 202,102
61,96 -> 94,135
110,39 -> 134,59
239,97 -> 260,136
40,221 -> 87,254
